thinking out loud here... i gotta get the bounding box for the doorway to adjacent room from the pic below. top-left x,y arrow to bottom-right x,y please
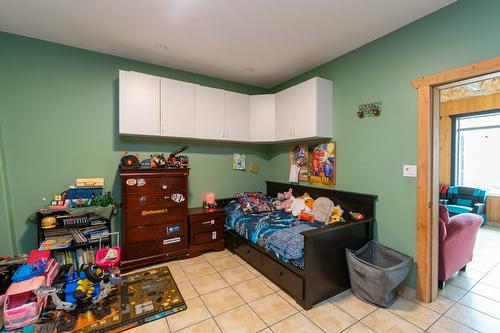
412,56 -> 500,303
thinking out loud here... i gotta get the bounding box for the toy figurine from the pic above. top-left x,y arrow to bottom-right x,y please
349,211 -> 366,221
120,152 -> 140,169
167,146 -> 189,168
151,153 -> 167,168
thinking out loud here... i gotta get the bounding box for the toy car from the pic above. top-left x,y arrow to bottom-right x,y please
167,146 -> 189,168
3,276 -> 47,330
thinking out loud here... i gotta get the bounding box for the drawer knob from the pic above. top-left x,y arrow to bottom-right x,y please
277,271 -> 283,277
246,249 -> 251,254
162,185 -> 168,189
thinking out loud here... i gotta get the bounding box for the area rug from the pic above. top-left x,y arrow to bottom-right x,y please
2,265 -> 186,333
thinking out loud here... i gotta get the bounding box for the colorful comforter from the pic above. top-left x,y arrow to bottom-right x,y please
224,200 -> 321,269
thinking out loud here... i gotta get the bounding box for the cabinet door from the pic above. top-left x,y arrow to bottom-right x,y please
195,86 -> 226,140
119,70 -> 161,136
292,78 -> 317,139
275,86 -> 295,141
224,91 -> 250,141
161,78 -> 195,138
250,95 -> 275,142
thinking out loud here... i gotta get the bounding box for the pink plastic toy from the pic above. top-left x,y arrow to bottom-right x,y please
3,276 -> 47,330
95,232 -> 121,272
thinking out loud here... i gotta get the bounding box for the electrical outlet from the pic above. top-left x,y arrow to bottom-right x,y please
403,165 -> 417,177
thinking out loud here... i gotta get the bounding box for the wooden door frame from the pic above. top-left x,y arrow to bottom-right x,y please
411,56 -> 500,302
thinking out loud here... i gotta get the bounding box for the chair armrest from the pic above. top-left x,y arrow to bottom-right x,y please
473,203 -> 485,215
439,199 -> 449,205
448,213 -> 483,237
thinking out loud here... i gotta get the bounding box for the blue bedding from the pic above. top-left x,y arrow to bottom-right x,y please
224,200 -> 322,269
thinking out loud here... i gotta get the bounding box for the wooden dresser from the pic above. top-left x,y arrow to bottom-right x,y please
119,168 -> 189,270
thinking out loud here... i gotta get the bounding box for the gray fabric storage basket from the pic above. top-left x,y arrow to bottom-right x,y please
346,241 -> 413,308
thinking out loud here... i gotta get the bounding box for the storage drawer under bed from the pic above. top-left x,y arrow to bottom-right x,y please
261,254 -> 304,300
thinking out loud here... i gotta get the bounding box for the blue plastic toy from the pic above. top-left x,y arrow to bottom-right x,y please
11,259 -> 48,283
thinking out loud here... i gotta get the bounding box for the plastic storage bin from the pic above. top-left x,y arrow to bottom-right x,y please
346,241 -> 413,307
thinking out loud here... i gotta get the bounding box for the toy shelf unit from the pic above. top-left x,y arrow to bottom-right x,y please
36,211 -> 113,270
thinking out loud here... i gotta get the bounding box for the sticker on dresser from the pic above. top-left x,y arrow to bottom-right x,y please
163,237 -> 181,245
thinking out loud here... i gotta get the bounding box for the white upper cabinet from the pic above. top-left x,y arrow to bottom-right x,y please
194,85 -> 226,140
275,77 -> 332,141
119,70 -> 161,136
161,78 -> 195,138
250,95 -> 275,142
224,91 -> 250,141
119,70 -> 332,143
275,85 -> 297,141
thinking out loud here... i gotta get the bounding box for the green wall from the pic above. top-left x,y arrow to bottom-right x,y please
0,32 -> 269,254
267,0 -> 500,285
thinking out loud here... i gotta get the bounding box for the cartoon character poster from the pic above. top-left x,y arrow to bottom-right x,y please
308,142 -> 336,186
288,145 -> 308,182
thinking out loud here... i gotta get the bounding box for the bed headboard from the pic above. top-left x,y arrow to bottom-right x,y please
266,181 -> 377,218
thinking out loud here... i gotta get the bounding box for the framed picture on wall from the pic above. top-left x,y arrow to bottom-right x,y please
308,141 -> 336,186
288,145 -> 308,182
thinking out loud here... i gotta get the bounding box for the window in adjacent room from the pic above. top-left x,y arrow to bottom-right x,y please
452,111 -> 500,194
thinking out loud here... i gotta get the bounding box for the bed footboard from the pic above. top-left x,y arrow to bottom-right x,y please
302,219 -> 375,308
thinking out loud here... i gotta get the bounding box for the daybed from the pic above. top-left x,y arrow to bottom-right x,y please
223,181 -> 377,310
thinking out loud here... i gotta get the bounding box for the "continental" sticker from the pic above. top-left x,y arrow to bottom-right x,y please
142,208 -> 168,216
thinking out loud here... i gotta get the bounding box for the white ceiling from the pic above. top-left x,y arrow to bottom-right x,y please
0,0 -> 455,88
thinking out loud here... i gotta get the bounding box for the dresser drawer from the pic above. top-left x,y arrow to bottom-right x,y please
127,222 -> 186,244
123,176 -> 186,194
193,230 -> 221,245
126,236 -> 186,260
126,191 -> 187,209
261,255 -> 303,300
126,206 -> 186,227
191,217 -> 223,234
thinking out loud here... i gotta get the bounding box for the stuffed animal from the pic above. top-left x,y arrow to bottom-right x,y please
300,193 -> 314,210
327,205 -> 345,224
298,211 -> 315,223
289,196 -> 312,217
281,188 -> 294,211
311,197 -> 335,223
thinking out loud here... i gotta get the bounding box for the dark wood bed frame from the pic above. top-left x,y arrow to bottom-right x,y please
222,181 -> 377,310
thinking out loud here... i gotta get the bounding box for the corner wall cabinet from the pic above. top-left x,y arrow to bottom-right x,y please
119,70 -> 333,142
276,77 -> 332,140
250,94 -> 276,142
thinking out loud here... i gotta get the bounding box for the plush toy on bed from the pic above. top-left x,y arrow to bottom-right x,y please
327,205 -> 345,224
288,193 -> 313,217
273,188 -> 294,211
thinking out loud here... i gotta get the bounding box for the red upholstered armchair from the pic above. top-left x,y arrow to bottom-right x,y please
438,204 -> 482,288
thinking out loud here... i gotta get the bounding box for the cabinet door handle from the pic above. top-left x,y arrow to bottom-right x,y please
289,128 -> 292,136
293,128 -> 295,136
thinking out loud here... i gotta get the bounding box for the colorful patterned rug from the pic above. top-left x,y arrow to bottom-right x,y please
2,266 -> 186,333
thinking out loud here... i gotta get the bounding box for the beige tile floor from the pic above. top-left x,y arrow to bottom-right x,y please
125,225 -> 500,333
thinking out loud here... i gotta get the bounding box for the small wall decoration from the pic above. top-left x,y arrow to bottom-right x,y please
288,145 -> 308,182
357,102 -> 382,118
232,153 -> 246,170
308,141 -> 336,186
249,162 -> 260,174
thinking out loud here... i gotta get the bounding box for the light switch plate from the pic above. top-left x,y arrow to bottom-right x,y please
403,165 -> 417,177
